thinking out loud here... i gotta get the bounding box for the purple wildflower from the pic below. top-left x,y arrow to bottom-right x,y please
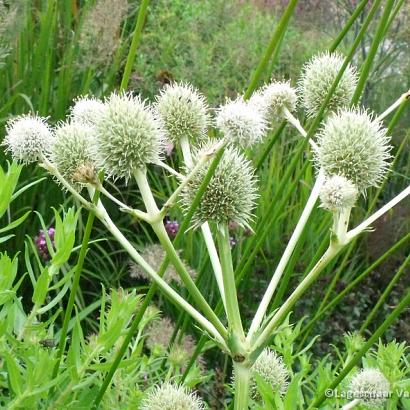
164,219 -> 179,239
35,227 -> 55,261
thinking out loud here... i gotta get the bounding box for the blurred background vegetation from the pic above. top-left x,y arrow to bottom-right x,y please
0,0 -> 409,387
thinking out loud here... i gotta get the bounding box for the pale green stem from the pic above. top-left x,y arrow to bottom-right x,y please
342,399 -> 361,410
283,107 -> 318,151
157,159 -> 184,178
179,136 -> 228,311
133,168 -> 228,341
376,89 -> 410,122
247,171 -> 325,341
233,362 -> 251,410
346,185 -> 410,241
252,243 -> 342,355
217,224 -> 244,339
93,196 -> 227,348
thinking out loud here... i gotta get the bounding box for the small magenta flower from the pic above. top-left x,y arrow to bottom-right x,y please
164,218 -> 179,238
35,227 -> 55,261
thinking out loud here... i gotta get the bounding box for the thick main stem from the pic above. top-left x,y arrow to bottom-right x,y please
233,362 -> 251,410
247,171 -> 325,341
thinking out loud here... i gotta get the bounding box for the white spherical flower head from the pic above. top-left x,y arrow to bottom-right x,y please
216,98 -> 267,148
140,383 -> 205,410
250,349 -> 289,399
319,175 -> 358,211
181,143 -> 258,229
315,109 -> 391,192
155,82 -> 209,143
251,81 -> 297,119
94,92 -> 165,180
51,121 -> 97,188
299,52 -> 358,117
3,115 -> 53,164
70,96 -> 105,126
349,368 -> 390,408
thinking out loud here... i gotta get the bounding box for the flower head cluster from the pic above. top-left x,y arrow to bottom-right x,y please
35,227 -> 55,261
3,115 -> 53,164
140,383 -> 205,410
129,244 -> 196,285
250,349 -> 289,399
251,81 -> 297,119
180,143 -> 258,228
319,175 -> 358,211
145,316 -> 197,368
164,218 -> 179,238
348,368 -> 390,408
216,98 -> 267,148
70,96 -> 105,126
93,92 -> 165,180
314,109 -> 391,192
51,121 -> 97,188
155,82 -> 209,144
299,52 -> 358,117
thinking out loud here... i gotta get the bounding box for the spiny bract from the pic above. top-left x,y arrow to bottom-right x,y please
70,96 -> 105,126
216,98 -> 267,148
51,121 -> 97,188
155,82 -> 209,143
180,143 -> 258,228
3,115 -> 53,164
93,92 -> 165,180
250,348 -> 289,399
250,81 -> 297,119
140,383 -> 205,410
314,109 -> 391,192
319,175 -> 358,211
348,368 -> 390,408
299,52 -> 358,117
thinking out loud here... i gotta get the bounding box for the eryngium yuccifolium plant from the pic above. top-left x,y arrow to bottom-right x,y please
250,349 -> 289,399
70,96 -> 105,126
250,81 -> 297,119
314,109 -> 391,192
299,52 -> 358,117
348,368 -> 390,408
181,143 -> 258,228
140,383 -> 205,410
215,98 -> 267,148
93,92 -> 165,180
51,121 -> 97,187
129,244 -> 197,285
155,82 -> 210,144
3,115 -> 53,164
319,175 -> 358,211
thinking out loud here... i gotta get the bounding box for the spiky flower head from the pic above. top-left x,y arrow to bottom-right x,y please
140,383 -> 205,410
180,143 -> 258,228
129,244 -> 196,285
51,121 -> 97,188
319,175 -> 358,211
299,52 -> 358,117
3,115 -> 53,163
70,96 -> 105,126
155,82 -> 209,144
250,349 -> 289,399
93,92 -> 165,180
250,81 -> 297,119
348,368 -> 390,408
216,98 -> 267,148
314,109 -> 391,192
